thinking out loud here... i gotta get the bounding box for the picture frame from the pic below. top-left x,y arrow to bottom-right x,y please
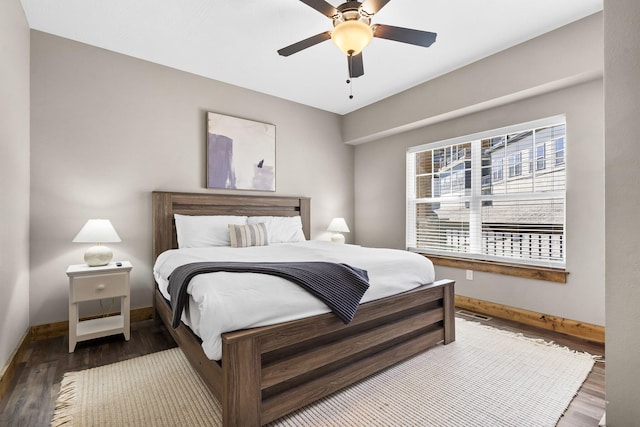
206,112 -> 276,191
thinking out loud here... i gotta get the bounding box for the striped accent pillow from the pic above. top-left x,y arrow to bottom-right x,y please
229,223 -> 268,248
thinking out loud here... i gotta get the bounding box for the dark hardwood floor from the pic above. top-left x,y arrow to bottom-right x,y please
0,318 -> 177,427
0,312 -> 605,427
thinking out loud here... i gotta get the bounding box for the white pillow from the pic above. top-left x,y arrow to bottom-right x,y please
174,214 -> 248,248
247,216 -> 306,243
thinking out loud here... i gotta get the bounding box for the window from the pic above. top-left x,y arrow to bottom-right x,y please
536,144 -> 546,171
491,158 -> 503,182
508,152 -> 522,177
556,138 -> 565,165
407,116 -> 566,268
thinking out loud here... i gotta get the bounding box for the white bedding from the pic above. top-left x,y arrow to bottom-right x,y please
153,240 -> 435,360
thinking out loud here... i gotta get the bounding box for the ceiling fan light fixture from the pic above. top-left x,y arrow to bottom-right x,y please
331,20 -> 373,56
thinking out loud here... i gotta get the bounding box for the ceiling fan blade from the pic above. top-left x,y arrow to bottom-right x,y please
361,0 -> 392,15
298,0 -> 338,17
348,52 -> 364,78
373,24 -> 437,48
277,31 -> 332,56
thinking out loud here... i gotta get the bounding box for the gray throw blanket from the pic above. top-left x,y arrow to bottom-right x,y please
167,262 -> 370,328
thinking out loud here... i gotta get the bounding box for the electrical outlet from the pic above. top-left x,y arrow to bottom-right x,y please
466,269 -> 474,280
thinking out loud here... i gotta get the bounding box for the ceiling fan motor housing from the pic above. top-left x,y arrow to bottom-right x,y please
333,1 -> 372,25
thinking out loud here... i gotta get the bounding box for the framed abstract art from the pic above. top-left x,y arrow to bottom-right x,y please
206,112 -> 276,191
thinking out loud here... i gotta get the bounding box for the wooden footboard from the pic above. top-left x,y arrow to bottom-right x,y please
155,279 -> 455,426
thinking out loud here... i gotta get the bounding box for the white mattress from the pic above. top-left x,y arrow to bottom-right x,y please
153,240 -> 435,360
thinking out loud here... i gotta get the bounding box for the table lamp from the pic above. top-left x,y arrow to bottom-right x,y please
327,217 -> 350,244
73,219 -> 121,266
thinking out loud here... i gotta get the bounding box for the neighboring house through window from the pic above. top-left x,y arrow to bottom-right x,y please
406,116 -> 567,267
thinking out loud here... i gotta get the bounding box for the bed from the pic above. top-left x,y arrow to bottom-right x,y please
152,191 -> 455,426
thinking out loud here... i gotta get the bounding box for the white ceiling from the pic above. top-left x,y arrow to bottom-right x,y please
20,0 -> 602,115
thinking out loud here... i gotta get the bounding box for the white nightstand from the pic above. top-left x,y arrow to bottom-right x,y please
66,261 -> 132,352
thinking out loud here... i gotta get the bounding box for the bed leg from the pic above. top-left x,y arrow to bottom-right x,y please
222,336 -> 262,427
443,280 -> 456,344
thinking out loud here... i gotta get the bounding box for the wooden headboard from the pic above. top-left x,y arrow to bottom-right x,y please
152,191 -> 311,260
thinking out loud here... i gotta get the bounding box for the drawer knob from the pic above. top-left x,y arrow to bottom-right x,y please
97,284 -> 106,290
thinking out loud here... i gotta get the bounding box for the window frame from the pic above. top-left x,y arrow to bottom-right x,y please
406,116 -> 567,271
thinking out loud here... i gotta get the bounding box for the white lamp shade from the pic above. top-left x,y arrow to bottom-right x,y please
328,217 -> 349,244
327,218 -> 350,233
73,219 -> 121,243
73,219 -> 121,266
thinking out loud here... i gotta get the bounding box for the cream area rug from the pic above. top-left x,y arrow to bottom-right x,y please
52,318 -> 597,427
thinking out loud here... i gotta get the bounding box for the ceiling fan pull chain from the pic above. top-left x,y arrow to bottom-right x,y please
347,54 -> 354,99
346,77 -> 354,99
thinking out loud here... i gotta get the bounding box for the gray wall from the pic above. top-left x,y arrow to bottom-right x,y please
29,31 -> 352,326
343,13 -> 603,145
351,15 -> 605,326
604,0 -> 640,424
0,1 -> 31,371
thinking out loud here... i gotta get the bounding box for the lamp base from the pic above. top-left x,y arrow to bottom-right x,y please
331,233 -> 346,244
84,245 -> 113,267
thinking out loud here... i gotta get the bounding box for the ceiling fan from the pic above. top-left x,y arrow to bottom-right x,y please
277,0 -> 437,79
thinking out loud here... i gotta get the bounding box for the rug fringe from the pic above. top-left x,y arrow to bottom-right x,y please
457,317 -> 603,361
51,372 -> 78,426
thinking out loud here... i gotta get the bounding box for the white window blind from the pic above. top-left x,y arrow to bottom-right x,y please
407,116 -> 566,267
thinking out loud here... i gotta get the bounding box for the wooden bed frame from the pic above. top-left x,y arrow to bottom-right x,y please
152,191 -> 455,426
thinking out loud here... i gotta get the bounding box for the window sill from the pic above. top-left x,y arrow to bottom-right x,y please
423,254 -> 568,283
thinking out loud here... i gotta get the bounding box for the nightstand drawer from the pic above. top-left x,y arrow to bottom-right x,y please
70,273 -> 128,302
